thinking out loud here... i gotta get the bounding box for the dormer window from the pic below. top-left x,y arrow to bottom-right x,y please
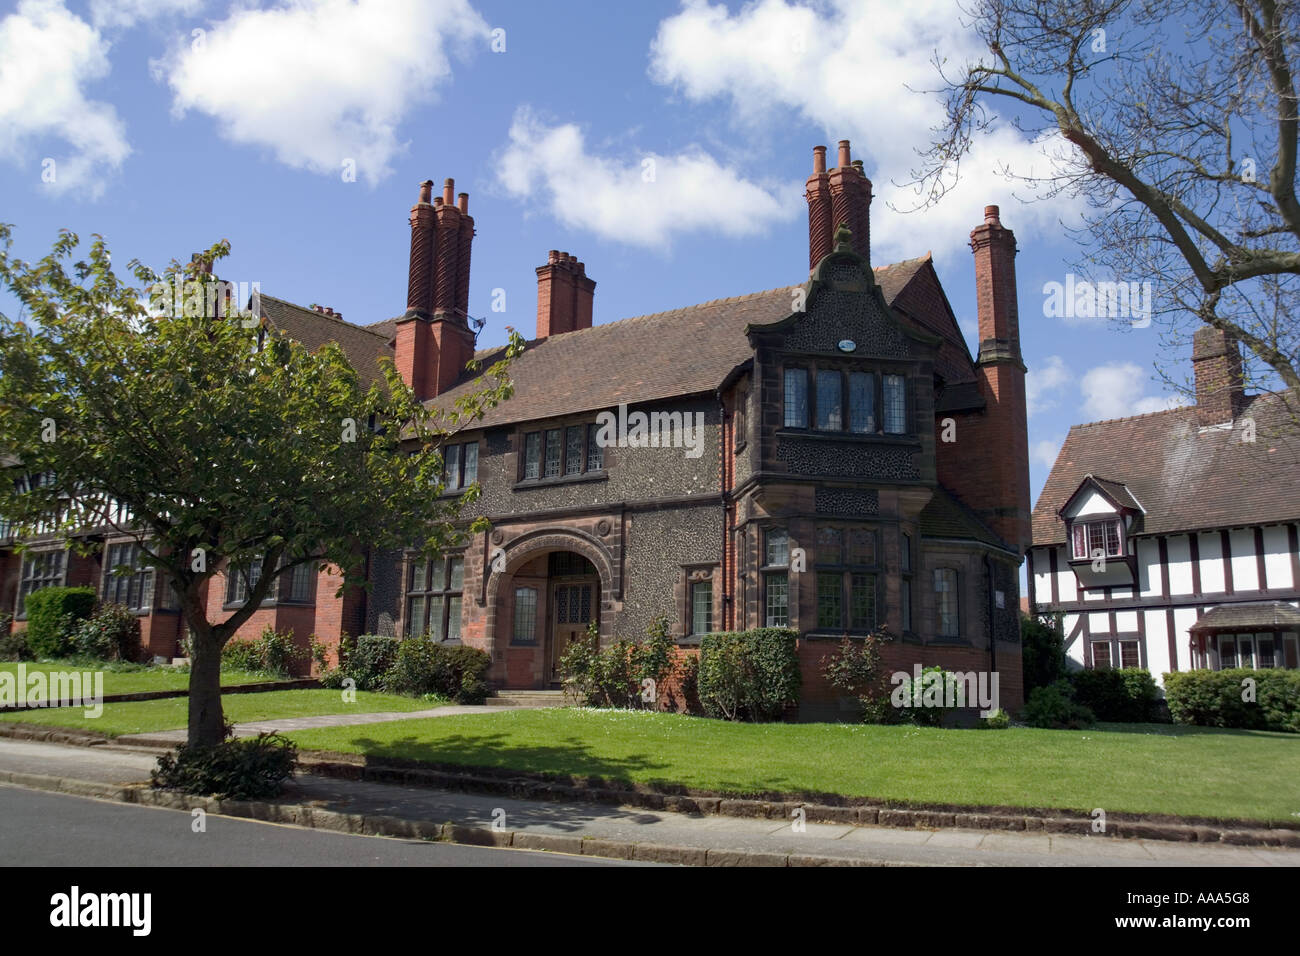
1071,518 -> 1123,560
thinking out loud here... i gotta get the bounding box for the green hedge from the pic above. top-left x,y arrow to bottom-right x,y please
23,587 -> 96,658
385,639 -> 491,703
1163,668 -> 1300,733
1068,667 -> 1160,722
346,635 -> 401,690
698,628 -> 800,721
323,635 -> 490,704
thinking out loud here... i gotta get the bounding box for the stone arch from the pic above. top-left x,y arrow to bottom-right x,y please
482,527 -> 618,666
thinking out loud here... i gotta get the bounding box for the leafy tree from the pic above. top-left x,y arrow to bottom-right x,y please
0,226 -> 522,746
1021,612 -> 1067,693
923,0 -> 1300,407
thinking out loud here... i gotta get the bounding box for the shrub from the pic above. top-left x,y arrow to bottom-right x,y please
379,638 -> 491,703
220,639 -> 263,673
70,603 -> 141,661
698,628 -> 800,721
982,708 -> 1011,729
384,637 -> 441,697
1068,667 -> 1158,722
1021,680 -> 1095,730
0,628 -> 30,661
258,628 -> 301,678
151,731 -> 298,799
892,666 -> 968,727
24,587 -> 96,658
1163,668 -> 1300,733
820,632 -> 893,723
346,635 -> 401,691
220,627 -> 306,678
445,646 -> 491,704
560,617 -> 680,709
1021,613 -> 1066,694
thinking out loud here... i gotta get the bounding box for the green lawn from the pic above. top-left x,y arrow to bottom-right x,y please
0,660 -> 268,696
0,689 -> 442,737
287,708 -> 1300,823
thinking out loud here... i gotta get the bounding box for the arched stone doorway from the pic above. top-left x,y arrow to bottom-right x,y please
483,529 -> 617,689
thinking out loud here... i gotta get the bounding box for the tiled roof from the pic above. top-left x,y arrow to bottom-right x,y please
257,295 -> 393,388
1189,600 -> 1300,632
1031,390 -> 1300,546
426,256 -> 972,429
920,485 -> 1011,551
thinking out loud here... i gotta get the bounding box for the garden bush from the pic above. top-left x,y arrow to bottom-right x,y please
220,627 -> 306,678
151,731 -> 297,799
344,635 -> 401,690
892,665 -> 969,726
23,587 -> 96,659
70,603 -> 141,661
820,632 -> 893,723
1021,613 -> 1067,693
1021,679 -> 1095,729
697,628 -> 800,721
1068,667 -> 1159,722
1163,668 -> 1300,733
559,617 -> 679,709
0,628 -> 30,661
982,708 -> 1011,729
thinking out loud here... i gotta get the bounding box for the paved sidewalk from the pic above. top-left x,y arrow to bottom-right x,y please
115,703 -> 515,745
0,738 -> 1296,867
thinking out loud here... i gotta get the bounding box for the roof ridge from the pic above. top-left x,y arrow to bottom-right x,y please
260,293 -> 390,341
1069,403 -> 1192,430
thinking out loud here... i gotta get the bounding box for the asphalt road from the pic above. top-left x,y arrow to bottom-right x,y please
0,785 -> 640,867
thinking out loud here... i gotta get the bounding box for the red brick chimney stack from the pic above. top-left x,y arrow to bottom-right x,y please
805,145 -> 832,270
968,204 -> 1030,553
536,250 -> 595,339
1192,326 -> 1247,425
396,177 -> 476,401
970,205 -> 1021,357
821,139 -> 873,267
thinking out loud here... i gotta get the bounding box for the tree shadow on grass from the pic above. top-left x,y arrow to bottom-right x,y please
327,730 -> 673,786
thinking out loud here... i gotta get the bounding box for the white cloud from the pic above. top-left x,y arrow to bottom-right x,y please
1080,362 -> 1179,421
648,0 -> 1084,262
1030,435 -> 1064,471
1025,354 -> 1071,416
159,0 -> 488,183
0,0 -> 130,197
90,0 -> 200,30
496,109 -> 796,248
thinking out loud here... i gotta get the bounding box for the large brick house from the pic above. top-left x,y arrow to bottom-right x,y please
1027,329 -> 1300,680
1,140 -> 1032,717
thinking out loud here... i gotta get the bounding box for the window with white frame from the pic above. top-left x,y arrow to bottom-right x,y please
763,528 -> 790,627
691,580 -> 713,635
1071,518 -> 1123,559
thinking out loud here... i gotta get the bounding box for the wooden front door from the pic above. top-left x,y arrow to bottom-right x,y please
549,581 -> 596,684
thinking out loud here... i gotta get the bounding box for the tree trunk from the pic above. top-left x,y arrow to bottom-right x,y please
187,631 -> 226,748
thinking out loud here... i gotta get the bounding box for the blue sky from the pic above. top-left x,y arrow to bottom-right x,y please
0,0 -> 1190,510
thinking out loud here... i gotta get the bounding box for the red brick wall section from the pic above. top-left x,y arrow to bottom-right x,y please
1192,326 -> 1247,425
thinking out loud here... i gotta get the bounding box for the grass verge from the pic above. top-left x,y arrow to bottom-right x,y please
285,708 -> 1300,823
0,689 -> 444,737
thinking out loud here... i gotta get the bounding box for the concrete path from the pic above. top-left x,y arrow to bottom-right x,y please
115,703 -> 515,745
0,738 -> 1295,867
